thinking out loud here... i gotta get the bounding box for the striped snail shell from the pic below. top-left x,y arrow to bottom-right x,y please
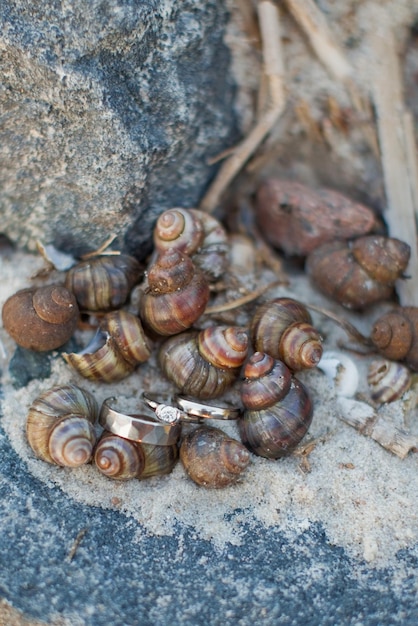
239,352 -> 313,459
367,359 -> 412,404
94,432 -> 178,480
306,236 -> 410,309
250,298 -> 323,371
370,307 -> 418,371
139,249 -> 210,336
180,426 -> 250,488
63,310 -> 152,382
2,284 -> 79,351
65,254 -> 142,312
159,325 -> 249,399
26,384 -> 98,466
154,208 -> 229,281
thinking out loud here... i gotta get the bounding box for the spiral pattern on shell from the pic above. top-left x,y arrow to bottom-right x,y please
94,432 -> 178,480
26,384 -> 98,466
154,208 -> 229,281
63,310 -> 152,382
159,326 -> 249,399
367,359 -> 412,404
180,426 -> 250,488
139,249 -> 210,336
306,236 -> 410,310
239,352 -> 313,459
250,298 -> 322,370
371,307 -> 418,371
2,284 -> 79,351
65,254 -> 142,312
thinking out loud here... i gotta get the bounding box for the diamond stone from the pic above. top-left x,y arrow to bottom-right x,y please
155,404 -> 181,424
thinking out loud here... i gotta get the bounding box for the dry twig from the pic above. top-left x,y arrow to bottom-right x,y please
199,0 -> 286,213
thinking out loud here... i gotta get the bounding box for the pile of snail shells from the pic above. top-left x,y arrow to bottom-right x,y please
7,206 -> 329,487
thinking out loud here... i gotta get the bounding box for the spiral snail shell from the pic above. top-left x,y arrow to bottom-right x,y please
26,384 -> 98,466
2,284 -> 79,351
65,254 -> 142,312
367,359 -> 412,404
139,249 -> 210,336
154,208 -> 229,281
94,432 -> 178,480
239,352 -> 313,459
306,236 -> 410,309
370,307 -> 418,371
256,179 -> 377,256
250,298 -> 323,371
180,426 -> 250,488
159,326 -> 249,399
63,310 -> 152,382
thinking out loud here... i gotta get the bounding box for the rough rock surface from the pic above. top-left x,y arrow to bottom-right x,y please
0,0 -> 237,259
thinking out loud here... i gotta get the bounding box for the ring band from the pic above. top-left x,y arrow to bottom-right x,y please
142,392 -> 242,424
99,397 -> 181,446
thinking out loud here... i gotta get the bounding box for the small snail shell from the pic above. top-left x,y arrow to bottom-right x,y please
139,249 -> 210,336
239,352 -> 313,459
159,326 -> 249,399
2,284 -> 79,351
250,298 -> 323,370
256,179 -> 377,256
180,426 -> 250,488
154,208 -> 229,281
65,254 -> 142,312
367,359 -> 412,403
26,384 -> 98,466
306,236 -> 410,309
94,432 -> 178,480
371,307 -> 418,371
63,310 -> 152,382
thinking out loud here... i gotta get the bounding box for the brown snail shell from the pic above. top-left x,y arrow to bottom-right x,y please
26,384 -> 98,466
154,208 -> 229,281
180,426 -> 250,488
239,352 -> 313,459
63,310 -> 152,382
371,307 -> 418,371
65,254 -> 142,312
250,298 -> 322,371
306,236 -> 410,309
159,326 -> 249,399
2,284 -> 79,351
94,432 -> 178,480
367,359 -> 412,404
139,249 -> 210,336
256,179 -> 377,257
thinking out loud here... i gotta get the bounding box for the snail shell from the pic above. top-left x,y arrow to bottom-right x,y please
2,284 -> 79,351
367,359 -> 412,404
154,208 -> 229,281
180,426 -> 250,488
26,384 -> 98,466
256,179 -> 377,256
65,254 -> 142,312
306,236 -> 410,309
250,298 -> 322,370
94,432 -> 178,480
139,249 -> 210,336
371,307 -> 418,371
63,310 -> 152,382
239,352 -> 313,459
159,326 -> 249,399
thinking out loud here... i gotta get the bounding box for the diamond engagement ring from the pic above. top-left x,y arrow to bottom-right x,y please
142,392 -> 242,424
99,397 -> 181,445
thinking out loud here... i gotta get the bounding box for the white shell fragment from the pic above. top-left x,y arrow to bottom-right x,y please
36,240 -> 77,271
317,350 -> 359,398
367,359 -> 412,404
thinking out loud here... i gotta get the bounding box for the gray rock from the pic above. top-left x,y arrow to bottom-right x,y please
0,1 -> 237,260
